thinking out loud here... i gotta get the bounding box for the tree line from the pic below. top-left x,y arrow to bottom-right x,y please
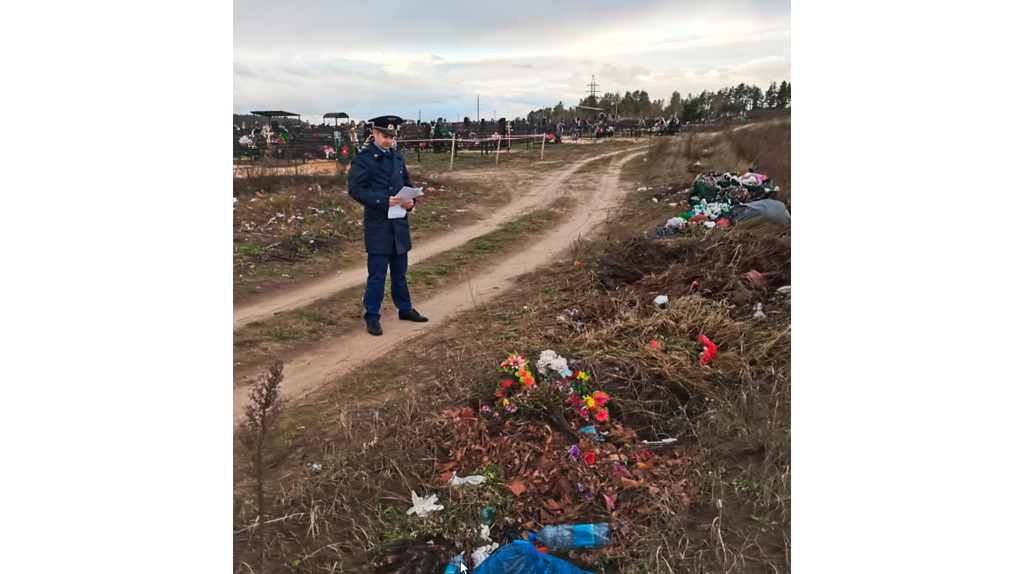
525,80 -> 791,124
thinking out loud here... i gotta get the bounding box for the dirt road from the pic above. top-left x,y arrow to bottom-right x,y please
233,150 -> 643,426
233,148 -> 636,331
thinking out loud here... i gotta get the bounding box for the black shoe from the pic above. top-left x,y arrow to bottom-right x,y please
398,309 -> 429,322
367,321 -> 383,336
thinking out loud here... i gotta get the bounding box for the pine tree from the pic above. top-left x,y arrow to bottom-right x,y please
765,82 -> 778,108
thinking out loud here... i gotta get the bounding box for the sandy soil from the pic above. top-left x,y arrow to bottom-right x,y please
232,148 -> 637,331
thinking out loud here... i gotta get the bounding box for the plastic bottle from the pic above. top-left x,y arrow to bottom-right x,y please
527,523 -> 611,549
442,555 -> 466,574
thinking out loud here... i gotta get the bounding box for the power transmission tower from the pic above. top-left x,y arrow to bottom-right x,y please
477,96 -> 480,123
586,75 -> 601,105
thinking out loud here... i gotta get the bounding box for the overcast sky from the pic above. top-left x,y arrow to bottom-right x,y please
234,0 -> 790,123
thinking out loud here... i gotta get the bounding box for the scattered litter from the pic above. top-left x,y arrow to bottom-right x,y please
232,197 -> 238,203
471,540 -> 591,574
309,463 -> 322,474
577,426 -> 605,442
443,555 -> 467,574
537,350 -> 570,377
449,472 -> 487,486
665,217 -> 686,230
776,285 -> 791,297
746,270 -> 767,288
652,197 -> 659,203
653,295 -> 669,307
753,302 -> 767,320
703,221 -> 716,228
641,437 -> 678,445
472,543 -> 500,566
480,506 -> 497,525
529,523 -> 611,549
407,491 -> 444,516
455,209 -> 469,213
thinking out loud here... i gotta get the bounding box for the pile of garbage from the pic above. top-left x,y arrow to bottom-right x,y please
692,169 -> 777,205
396,350 -> 697,573
654,169 -> 789,237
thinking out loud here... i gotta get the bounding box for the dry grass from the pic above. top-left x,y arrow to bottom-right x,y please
233,124 -> 791,574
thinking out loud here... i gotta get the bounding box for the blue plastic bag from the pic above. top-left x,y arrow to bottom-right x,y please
472,540 -> 593,574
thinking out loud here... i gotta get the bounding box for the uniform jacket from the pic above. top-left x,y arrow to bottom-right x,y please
347,144 -> 415,254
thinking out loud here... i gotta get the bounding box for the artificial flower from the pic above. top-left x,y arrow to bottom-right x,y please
568,445 -> 582,461
576,409 -> 590,421
568,396 -> 585,407
584,396 -> 596,409
576,371 -> 590,382
523,376 -> 535,387
699,335 -> 718,365
592,391 -> 610,406
501,380 -> 513,388
650,340 -> 661,350
594,408 -> 609,422
480,405 -> 491,413
582,452 -> 596,466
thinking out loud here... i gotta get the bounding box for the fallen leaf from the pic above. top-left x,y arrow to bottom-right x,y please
438,471 -> 453,484
545,498 -> 563,511
648,486 -> 661,495
507,479 -> 527,497
435,461 -> 456,472
621,477 -> 641,489
636,462 -> 651,470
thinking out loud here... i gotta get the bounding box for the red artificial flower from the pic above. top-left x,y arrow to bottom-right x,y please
501,380 -> 514,388
594,408 -> 609,422
568,396 -> 585,407
650,340 -> 661,350
699,335 -> 718,365
582,452 -> 596,466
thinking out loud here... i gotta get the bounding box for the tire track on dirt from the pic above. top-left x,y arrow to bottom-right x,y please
233,148 -> 637,331
233,151 -> 643,426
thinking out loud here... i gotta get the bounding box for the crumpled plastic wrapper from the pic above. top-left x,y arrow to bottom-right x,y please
407,491 -> 444,516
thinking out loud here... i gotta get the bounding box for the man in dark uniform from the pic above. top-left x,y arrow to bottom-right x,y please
347,115 -> 428,336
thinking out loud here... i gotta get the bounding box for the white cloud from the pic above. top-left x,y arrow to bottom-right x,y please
234,0 -> 790,121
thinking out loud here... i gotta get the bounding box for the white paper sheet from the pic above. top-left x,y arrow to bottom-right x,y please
388,186 -> 425,219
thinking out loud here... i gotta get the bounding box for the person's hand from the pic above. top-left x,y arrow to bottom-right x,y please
400,200 -> 415,210
389,196 -> 402,206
